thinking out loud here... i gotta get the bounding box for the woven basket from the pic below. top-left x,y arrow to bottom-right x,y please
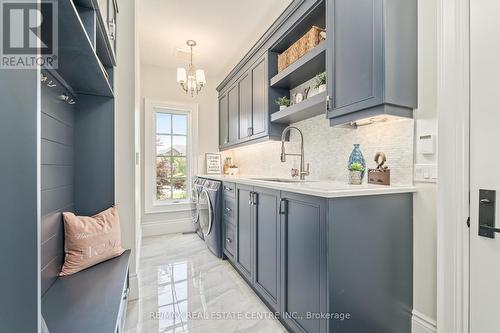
278,26 -> 326,72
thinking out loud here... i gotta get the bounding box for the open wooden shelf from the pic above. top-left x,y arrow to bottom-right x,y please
270,42 -> 326,89
57,0 -> 114,97
271,91 -> 327,124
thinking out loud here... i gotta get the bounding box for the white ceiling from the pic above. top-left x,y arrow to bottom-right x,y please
138,0 -> 292,80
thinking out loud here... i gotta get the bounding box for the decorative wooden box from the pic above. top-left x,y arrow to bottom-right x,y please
368,168 -> 391,186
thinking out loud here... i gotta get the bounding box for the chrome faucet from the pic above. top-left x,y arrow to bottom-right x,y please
280,126 -> 310,180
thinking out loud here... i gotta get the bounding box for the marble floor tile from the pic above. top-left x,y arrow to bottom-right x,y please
125,233 -> 287,333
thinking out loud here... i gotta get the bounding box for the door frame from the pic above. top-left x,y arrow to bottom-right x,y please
437,0 -> 470,332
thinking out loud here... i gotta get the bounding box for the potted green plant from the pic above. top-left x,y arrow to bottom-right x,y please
314,72 -> 327,93
348,162 -> 365,185
275,96 -> 291,110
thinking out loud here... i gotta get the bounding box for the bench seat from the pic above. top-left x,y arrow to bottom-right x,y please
42,250 -> 130,333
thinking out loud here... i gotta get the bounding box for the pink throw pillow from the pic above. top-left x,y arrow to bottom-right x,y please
60,206 -> 125,276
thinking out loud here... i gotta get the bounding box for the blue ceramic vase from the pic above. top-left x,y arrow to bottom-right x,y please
348,144 -> 366,179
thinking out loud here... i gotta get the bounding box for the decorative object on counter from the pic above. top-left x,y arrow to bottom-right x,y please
223,157 -> 232,174
368,152 -> 391,186
228,164 -> 239,175
277,25 -> 326,72
205,153 -> 222,174
348,162 -> 365,185
275,96 -> 291,110
176,40 -> 207,96
348,144 -> 366,179
314,72 -> 327,93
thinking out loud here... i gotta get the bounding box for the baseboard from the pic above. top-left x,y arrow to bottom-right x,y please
128,273 -> 139,301
412,310 -> 437,333
142,218 -> 194,237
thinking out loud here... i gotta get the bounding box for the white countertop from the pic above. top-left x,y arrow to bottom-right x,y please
197,174 -> 417,198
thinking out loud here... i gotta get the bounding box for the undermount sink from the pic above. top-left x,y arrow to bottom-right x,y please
249,178 -> 313,183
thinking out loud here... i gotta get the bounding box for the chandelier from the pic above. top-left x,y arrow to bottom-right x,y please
176,40 -> 206,96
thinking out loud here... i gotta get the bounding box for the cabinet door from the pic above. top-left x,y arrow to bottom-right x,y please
280,192 -> 327,333
251,56 -> 267,136
238,73 -> 252,140
227,85 -> 239,143
327,0 -> 384,118
219,93 -> 229,146
253,187 -> 280,311
235,185 -> 253,281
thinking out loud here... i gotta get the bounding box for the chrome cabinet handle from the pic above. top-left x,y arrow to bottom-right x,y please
224,186 -> 232,191
226,238 -> 232,243
225,207 -> 231,212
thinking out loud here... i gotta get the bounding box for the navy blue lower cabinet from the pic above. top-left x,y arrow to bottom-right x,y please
253,187 -> 281,312
328,194 -> 413,333
235,184 -> 254,281
279,192 -> 328,333
229,186 -> 413,333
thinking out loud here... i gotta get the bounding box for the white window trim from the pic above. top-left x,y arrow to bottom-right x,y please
144,98 -> 198,213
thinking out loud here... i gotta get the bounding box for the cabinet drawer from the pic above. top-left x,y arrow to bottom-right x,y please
223,197 -> 235,221
222,182 -> 236,198
224,220 -> 236,259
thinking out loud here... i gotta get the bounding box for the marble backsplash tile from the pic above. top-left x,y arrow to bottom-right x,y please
226,115 -> 414,185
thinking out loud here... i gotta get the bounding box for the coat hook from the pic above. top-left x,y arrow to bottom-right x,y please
40,73 -> 47,82
58,94 -> 69,102
47,80 -> 56,87
68,99 -> 76,105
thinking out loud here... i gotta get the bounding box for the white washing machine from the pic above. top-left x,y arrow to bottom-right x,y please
191,177 -> 206,239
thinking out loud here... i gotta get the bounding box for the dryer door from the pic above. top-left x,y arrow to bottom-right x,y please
199,190 -> 214,236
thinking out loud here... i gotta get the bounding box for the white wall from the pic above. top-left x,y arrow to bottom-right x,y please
140,64 -> 220,235
412,0 -> 438,332
230,117 -> 414,185
115,0 -> 140,300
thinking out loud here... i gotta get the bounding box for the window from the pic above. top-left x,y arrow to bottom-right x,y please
156,112 -> 188,200
145,100 -> 198,212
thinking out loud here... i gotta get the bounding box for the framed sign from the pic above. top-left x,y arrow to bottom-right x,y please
205,153 -> 222,174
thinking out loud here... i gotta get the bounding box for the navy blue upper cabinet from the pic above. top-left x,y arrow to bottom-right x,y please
326,0 -> 417,126
218,53 -> 285,150
219,93 -> 229,146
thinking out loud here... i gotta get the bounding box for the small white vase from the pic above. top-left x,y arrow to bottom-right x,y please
279,105 -> 287,111
318,84 -> 326,93
348,171 -> 363,185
